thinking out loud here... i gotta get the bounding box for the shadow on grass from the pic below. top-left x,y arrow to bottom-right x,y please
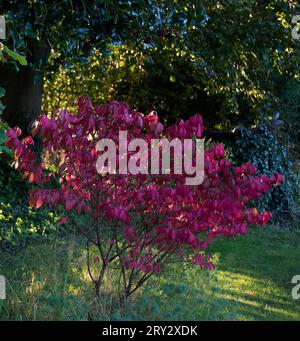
207,226 -> 300,320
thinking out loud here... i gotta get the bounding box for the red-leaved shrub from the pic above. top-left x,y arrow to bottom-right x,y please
6,97 -> 284,301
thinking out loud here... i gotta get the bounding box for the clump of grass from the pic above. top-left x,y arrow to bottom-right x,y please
0,231 -> 92,320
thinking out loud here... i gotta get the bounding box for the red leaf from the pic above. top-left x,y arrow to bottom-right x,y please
29,173 -> 35,184
36,197 -> 43,209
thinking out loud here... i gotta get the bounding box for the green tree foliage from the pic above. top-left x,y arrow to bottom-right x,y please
0,42 -> 27,156
1,0 -> 206,75
44,0 -> 299,130
0,0 -> 206,128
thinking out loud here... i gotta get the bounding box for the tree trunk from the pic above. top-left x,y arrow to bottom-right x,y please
0,40 -> 50,132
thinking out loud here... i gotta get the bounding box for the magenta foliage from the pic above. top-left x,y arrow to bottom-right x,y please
6,97 -> 284,277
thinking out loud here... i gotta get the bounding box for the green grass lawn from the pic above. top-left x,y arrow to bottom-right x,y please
0,225 -> 300,321
209,226 -> 300,320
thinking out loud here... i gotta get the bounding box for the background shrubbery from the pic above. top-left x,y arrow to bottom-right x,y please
229,126 -> 299,224
43,0 -> 300,129
0,164 -> 63,257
